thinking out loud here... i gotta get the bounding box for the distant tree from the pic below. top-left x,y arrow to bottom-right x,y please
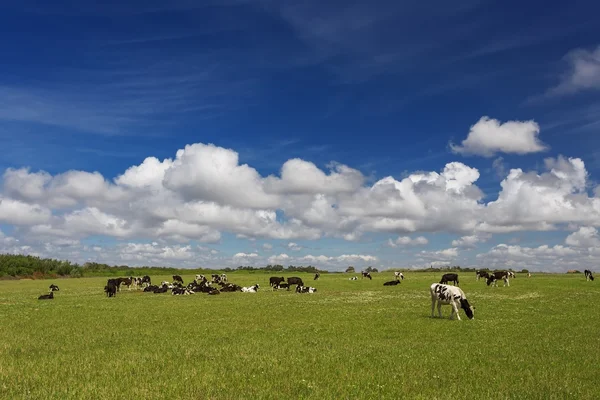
345,266 -> 355,273
365,266 -> 378,273
520,269 -> 529,274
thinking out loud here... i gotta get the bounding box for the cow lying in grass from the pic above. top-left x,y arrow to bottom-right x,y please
296,285 -> 317,293
38,292 -> 54,300
273,282 -> 290,290
383,278 -> 401,286
349,276 -> 357,281
241,284 -> 260,293
430,283 -> 474,321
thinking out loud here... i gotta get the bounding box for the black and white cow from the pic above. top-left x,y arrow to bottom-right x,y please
172,275 -> 184,284
273,282 -> 290,290
141,275 -> 151,287
296,285 -> 317,293
269,276 -> 285,287
486,271 -> 510,287
475,270 -> 489,281
172,287 -> 193,295
220,283 -> 242,292
211,274 -> 222,284
507,271 -> 515,279
241,284 -> 260,293
394,272 -> 404,280
349,276 -> 358,281
314,272 -> 320,280
361,271 -> 372,280
195,274 -> 205,282
49,284 -> 60,291
38,292 -> 54,300
430,283 -> 474,320
220,273 -> 228,283
585,269 -> 594,281
440,273 -> 459,286
383,278 -> 401,286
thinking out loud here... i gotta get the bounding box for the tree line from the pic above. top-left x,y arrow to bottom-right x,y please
0,253 -> 530,279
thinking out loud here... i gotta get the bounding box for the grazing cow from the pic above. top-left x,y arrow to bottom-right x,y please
430,283 -> 474,320
507,271 -> 515,279
172,275 -> 184,284
38,292 -> 54,300
287,277 -> 304,290
349,276 -> 358,281
361,271 -> 372,280
104,280 -> 118,297
486,271 -> 510,287
269,276 -> 285,287
296,285 -> 317,294
440,273 -> 459,286
383,278 -> 401,286
527,273 -> 531,278
475,270 -> 489,281
314,272 -> 320,280
241,284 -> 260,293
585,269 -> 595,281
394,272 -> 404,280
49,284 -> 60,291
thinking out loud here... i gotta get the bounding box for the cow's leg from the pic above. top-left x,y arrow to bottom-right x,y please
437,302 -> 443,318
431,298 -> 436,318
451,301 -> 461,320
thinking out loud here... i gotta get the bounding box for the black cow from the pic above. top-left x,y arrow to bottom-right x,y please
383,279 -> 401,286
38,292 -> 54,300
144,285 -> 158,292
287,277 -> 304,290
486,271 -> 510,287
104,280 -> 118,297
361,271 -> 372,280
440,273 -> 459,286
49,284 -> 60,291
314,273 -> 320,280
270,276 -> 286,287
172,275 -> 184,284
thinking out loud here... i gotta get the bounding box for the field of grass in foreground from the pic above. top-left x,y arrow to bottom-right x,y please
0,272 -> 598,399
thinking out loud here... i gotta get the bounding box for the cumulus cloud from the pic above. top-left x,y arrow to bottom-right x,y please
452,233 -> 491,248
450,116 -> 548,157
565,227 -> 600,248
3,138 -> 600,272
387,236 -> 428,247
548,45 -> 600,96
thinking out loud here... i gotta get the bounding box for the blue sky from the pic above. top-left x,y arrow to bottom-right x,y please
1,0 -> 600,271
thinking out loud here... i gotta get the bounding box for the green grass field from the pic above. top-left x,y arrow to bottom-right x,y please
0,272 -> 598,399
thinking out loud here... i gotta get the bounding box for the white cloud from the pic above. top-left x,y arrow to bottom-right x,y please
387,236 -> 428,247
419,247 -> 459,261
3,138 -> 600,272
450,116 -> 548,157
452,233 -> 491,249
548,45 -> 600,96
565,226 -> 600,248
287,242 -> 302,251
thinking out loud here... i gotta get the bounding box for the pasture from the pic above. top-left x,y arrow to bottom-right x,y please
0,272 -> 598,399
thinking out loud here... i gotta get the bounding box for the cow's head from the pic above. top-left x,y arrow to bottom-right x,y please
460,299 -> 474,319
486,276 -> 495,286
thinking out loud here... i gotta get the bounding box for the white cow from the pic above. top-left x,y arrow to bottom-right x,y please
394,272 -> 404,280
430,283 -> 474,321
349,276 -> 358,281
241,284 -> 260,293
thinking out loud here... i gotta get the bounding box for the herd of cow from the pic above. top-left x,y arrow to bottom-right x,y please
36,269 -> 596,320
